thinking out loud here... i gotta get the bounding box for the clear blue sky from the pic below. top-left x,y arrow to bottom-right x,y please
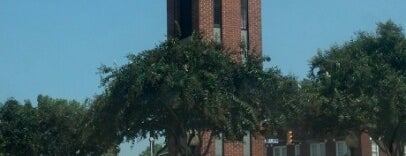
1,0 -> 405,155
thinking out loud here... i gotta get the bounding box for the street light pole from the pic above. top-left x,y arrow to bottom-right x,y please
149,136 -> 155,156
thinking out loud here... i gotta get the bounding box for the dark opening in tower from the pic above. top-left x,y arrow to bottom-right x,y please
179,0 -> 193,39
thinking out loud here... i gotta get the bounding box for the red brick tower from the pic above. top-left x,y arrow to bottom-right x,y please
167,0 -> 264,155
167,0 -> 262,61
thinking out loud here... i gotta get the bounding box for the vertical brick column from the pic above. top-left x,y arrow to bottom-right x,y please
224,141 -> 244,156
222,0 -> 242,60
248,0 -> 262,56
197,0 -> 214,40
326,138 -> 336,156
167,0 -> 177,38
252,135 -> 265,156
360,132 -> 372,156
201,132 -> 215,156
192,0 -> 199,33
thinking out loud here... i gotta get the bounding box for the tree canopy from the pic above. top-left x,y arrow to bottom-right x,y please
308,21 -> 406,155
94,35 -> 294,155
0,95 -> 114,156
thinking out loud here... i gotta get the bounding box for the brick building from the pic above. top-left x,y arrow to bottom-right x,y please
166,0 -> 264,155
267,130 -> 406,156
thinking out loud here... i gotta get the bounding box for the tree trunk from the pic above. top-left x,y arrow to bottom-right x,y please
168,126 -> 194,156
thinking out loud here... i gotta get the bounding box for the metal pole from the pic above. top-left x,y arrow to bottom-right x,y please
149,137 -> 154,156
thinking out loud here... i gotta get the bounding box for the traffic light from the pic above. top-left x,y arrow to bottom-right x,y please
287,130 -> 293,145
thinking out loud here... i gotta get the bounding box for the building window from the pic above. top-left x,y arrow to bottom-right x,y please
310,143 -> 326,156
240,0 -> 248,62
179,0 -> 193,39
336,141 -> 351,156
243,132 -> 251,156
295,145 -> 301,156
371,141 -> 379,156
214,0 -> 221,27
214,133 -> 223,156
213,0 -> 222,43
241,30 -> 248,62
273,146 -> 287,156
240,0 -> 248,30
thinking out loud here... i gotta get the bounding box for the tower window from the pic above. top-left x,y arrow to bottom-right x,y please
179,0 -> 193,39
241,0 -> 248,30
241,30 -> 248,62
214,0 -> 222,27
240,0 -> 249,62
213,0 -> 222,43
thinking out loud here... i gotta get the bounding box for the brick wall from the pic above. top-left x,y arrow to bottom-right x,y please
248,0 -> 262,56
224,140 -> 244,156
197,0 -> 214,40
221,0 -> 242,59
200,132 -> 215,156
167,0 -> 262,58
167,0 -> 176,38
360,131 -> 372,156
252,135 -> 265,156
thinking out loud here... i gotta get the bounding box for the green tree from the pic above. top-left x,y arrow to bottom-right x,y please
0,98 -> 39,155
36,95 -> 95,155
0,95 -> 113,156
85,94 -> 121,155
308,21 -> 406,156
94,35 -> 275,155
261,70 -> 301,130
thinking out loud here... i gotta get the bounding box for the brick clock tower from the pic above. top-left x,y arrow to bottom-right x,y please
167,0 -> 264,156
